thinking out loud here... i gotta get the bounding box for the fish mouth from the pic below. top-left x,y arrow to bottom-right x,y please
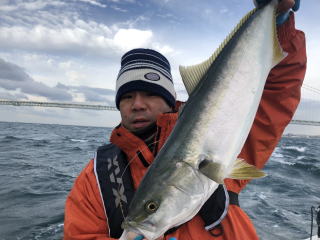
122,219 -> 157,238
123,219 -> 155,229
121,220 -> 134,229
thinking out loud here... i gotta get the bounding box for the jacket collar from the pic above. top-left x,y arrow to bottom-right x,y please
110,112 -> 178,164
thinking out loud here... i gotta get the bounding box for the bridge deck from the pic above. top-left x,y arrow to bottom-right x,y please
1,99 -> 319,126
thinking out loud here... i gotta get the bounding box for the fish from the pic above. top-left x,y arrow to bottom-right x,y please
121,0 -> 286,239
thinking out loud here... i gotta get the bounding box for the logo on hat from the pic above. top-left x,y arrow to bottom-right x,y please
144,72 -> 160,81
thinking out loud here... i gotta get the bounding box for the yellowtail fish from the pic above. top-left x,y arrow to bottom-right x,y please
122,0 -> 286,239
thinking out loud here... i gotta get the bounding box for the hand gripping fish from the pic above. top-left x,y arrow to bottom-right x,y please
122,0 -> 286,239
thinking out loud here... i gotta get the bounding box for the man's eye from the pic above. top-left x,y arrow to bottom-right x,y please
121,94 -> 132,100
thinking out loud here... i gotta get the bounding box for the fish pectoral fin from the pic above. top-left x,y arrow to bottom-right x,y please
228,158 -> 266,180
198,159 -> 224,184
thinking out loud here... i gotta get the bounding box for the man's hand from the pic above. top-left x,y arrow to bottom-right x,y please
277,0 -> 295,14
133,235 -> 166,240
254,0 -> 295,12
254,0 -> 300,25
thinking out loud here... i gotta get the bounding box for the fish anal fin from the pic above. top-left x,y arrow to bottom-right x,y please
229,158 -> 266,180
179,60 -> 210,95
271,0 -> 287,66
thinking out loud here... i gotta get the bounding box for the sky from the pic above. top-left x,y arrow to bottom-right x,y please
0,0 -> 319,134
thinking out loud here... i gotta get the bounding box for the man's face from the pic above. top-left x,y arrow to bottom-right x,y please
119,91 -> 172,133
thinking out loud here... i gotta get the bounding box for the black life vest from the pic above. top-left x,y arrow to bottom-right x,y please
94,143 -> 239,238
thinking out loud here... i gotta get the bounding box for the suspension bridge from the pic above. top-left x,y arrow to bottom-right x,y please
0,99 -> 116,111
1,99 -> 319,126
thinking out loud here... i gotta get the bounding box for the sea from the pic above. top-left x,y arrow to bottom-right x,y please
0,121 -> 319,240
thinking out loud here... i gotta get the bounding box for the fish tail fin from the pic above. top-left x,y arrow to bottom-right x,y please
228,158 -> 266,180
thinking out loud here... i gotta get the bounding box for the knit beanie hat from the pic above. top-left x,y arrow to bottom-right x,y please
115,48 -> 176,109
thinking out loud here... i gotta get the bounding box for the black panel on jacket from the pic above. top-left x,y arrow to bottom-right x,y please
95,144 -> 135,238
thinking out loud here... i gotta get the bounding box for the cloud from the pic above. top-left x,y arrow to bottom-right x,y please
0,89 -> 28,100
107,0 -> 136,3
0,58 -> 72,101
76,87 -> 115,103
0,24 -> 153,58
76,0 -> 107,8
113,28 -> 153,51
0,0 -> 158,58
294,98 -> 320,121
0,0 -> 105,12
110,5 -> 128,12
56,83 -> 116,104
0,58 -> 32,82
0,58 -> 117,103
0,79 -> 73,102
0,0 -> 66,12
0,78 -> 73,101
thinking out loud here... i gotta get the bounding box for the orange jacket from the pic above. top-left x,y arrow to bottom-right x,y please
64,14 -> 306,240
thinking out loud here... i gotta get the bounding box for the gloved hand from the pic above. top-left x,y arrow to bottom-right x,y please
133,236 -> 144,240
253,0 -> 300,25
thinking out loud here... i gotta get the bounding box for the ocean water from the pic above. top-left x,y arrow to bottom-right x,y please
0,121 -> 319,240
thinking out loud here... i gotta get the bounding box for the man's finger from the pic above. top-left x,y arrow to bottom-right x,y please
253,0 -> 272,8
277,0 -> 295,14
134,235 -> 144,240
292,0 -> 300,11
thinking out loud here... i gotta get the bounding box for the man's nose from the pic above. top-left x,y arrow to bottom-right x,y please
131,94 -> 147,110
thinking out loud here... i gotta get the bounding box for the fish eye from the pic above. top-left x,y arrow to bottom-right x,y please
144,200 -> 159,213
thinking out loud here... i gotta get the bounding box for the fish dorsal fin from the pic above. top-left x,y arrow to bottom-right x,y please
179,8 -> 257,95
228,158 -> 266,180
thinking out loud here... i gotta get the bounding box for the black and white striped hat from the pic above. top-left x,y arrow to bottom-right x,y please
115,48 -> 176,109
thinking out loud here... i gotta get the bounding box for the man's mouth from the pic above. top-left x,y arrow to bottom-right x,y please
132,119 -> 150,129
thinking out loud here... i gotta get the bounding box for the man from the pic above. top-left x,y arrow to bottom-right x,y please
64,0 -> 306,239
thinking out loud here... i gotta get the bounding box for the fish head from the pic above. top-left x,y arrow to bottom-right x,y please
122,161 -> 216,239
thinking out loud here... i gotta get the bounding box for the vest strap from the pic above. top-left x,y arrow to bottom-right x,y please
95,144 -> 135,238
228,190 -> 239,207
